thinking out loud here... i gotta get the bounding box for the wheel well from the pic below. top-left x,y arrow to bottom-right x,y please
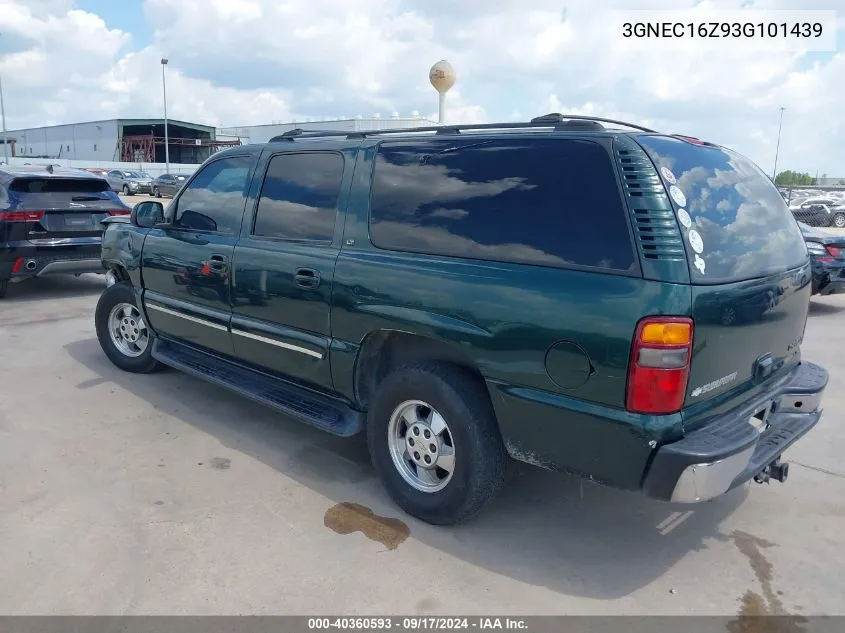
355,331 -> 487,410
109,265 -> 131,282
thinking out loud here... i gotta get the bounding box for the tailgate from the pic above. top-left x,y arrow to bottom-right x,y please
8,178 -> 128,238
688,264 -> 810,404
634,134 -> 811,407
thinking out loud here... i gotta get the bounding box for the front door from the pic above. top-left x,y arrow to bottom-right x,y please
229,149 -> 351,390
141,153 -> 257,357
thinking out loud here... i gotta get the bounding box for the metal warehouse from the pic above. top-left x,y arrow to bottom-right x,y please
218,115 -> 437,145
3,118 -> 239,164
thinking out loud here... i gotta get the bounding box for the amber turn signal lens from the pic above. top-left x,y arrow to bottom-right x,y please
640,322 -> 691,346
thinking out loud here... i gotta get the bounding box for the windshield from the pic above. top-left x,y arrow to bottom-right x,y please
636,134 -> 808,284
124,171 -> 142,178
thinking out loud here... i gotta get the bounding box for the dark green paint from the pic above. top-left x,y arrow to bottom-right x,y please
98,127 -> 813,493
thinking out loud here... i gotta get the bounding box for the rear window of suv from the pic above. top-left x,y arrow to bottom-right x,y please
636,135 -> 808,283
368,137 -> 637,272
9,177 -> 111,193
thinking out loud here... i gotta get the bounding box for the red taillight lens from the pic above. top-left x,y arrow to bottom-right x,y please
626,316 -> 694,415
825,245 -> 841,258
0,210 -> 45,222
11,257 -> 24,273
107,209 -> 131,216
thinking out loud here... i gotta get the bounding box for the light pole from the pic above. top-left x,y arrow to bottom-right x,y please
1,33 -> 9,163
161,57 -> 170,173
772,106 -> 785,181
0,72 -> 8,163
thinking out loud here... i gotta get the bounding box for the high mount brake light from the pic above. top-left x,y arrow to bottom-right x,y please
626,316 -> 694,415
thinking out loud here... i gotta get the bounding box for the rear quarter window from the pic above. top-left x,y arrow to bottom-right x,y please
368,137 -> 637,272
636,135 -> 808,283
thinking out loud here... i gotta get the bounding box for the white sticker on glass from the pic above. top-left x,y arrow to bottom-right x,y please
694,253 -> 706,274
661,166 -> 677,185
688,229 -> 704,254
669,185 -> 687,208
677,208 -> 692,229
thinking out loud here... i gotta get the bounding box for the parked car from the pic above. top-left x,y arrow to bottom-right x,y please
790,197 -> 845,227
94,115 -> 827,525
798,222 -> 845,295
151,173 -> 189,198
106,169 -> 154,195
0,164 -> 130,298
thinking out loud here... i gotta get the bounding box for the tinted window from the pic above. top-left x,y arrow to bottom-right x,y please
637,135 -> 808,283
9,178 -> 110,193
175,155 -> 252,234
369,138 -> 635,270
253,152 -> 343,242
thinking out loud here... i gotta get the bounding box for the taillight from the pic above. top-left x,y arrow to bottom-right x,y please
11,257 -> 24,273
626,316 -> 694,415
107,209 -> 131,216
825,245 -> 841,258
0,210 -> 45,222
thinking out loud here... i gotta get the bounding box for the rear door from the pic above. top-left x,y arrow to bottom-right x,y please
636,135 -> 811,412
2,175 -> 127,243
228,149 -> 350,390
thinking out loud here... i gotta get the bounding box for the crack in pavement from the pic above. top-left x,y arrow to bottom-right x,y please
791,461 -> 845,480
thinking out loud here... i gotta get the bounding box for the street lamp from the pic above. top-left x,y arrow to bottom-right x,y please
161,57 -> 170,173
0,71 -> 8,163
772,106 -> 785,181
1,33 -> 9,163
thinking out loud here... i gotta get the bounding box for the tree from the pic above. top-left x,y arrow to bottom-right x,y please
775,170 -> 816,186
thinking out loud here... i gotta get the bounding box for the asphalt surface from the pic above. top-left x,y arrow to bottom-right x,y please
2,247 -> 845,616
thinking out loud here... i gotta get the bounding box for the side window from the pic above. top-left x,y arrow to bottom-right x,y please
252,152 -> 343,242
368,138 -> 636,271
174,155 -> 252,234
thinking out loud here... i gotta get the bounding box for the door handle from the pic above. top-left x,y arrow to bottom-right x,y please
294,267 -> 321,288
206,253 -> 229,273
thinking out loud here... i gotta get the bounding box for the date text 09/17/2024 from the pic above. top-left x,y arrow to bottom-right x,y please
307,617 -> 528,631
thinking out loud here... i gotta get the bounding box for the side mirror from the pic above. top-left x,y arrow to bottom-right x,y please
131,201 -> 165,229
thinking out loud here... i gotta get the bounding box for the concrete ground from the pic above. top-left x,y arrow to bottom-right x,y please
2,277 -> 845,616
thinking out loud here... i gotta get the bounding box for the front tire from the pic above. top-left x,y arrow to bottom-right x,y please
367,362 -> 506,525
153,187 -> 160,198
834,212 -> 845,228
122,185 -> 129,195
95,281 -> 161,373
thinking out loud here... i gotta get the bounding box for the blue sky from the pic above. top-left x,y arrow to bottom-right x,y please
1,0 -> 843,174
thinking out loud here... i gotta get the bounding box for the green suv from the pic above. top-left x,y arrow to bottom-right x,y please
94,114 -> 828,525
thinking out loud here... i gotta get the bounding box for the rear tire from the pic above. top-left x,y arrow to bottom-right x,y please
95,281 -> 161,373
366,361 -> 507,525
834,213 -> 845,228
0,279 -> 7,299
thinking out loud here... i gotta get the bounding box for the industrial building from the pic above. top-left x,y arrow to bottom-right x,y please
217,115 -> 437,145
3,118 -> 239,164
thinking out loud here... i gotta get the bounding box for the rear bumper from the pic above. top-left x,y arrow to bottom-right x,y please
1,242 -> 104,280
642,361 -> 828,503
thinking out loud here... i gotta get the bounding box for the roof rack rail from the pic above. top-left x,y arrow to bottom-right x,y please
265,114 -> 657,143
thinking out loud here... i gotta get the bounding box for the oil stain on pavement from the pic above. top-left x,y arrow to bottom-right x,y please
324,502 -> 410,550
727,531 -> 807,633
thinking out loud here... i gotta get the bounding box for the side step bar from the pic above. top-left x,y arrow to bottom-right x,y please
152,338 -> 364,437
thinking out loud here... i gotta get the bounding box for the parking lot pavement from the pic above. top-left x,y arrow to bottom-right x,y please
2,278 -> 845,616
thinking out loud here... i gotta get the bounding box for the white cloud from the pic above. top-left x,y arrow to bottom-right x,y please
0,0 -> 842,174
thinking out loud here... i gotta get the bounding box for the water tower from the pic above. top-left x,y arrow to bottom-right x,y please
429,60 -> 456,124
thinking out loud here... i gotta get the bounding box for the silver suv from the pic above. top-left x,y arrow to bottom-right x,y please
106,170 -> 153,195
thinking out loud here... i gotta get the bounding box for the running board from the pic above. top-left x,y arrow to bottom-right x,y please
151,338 -> 364,437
